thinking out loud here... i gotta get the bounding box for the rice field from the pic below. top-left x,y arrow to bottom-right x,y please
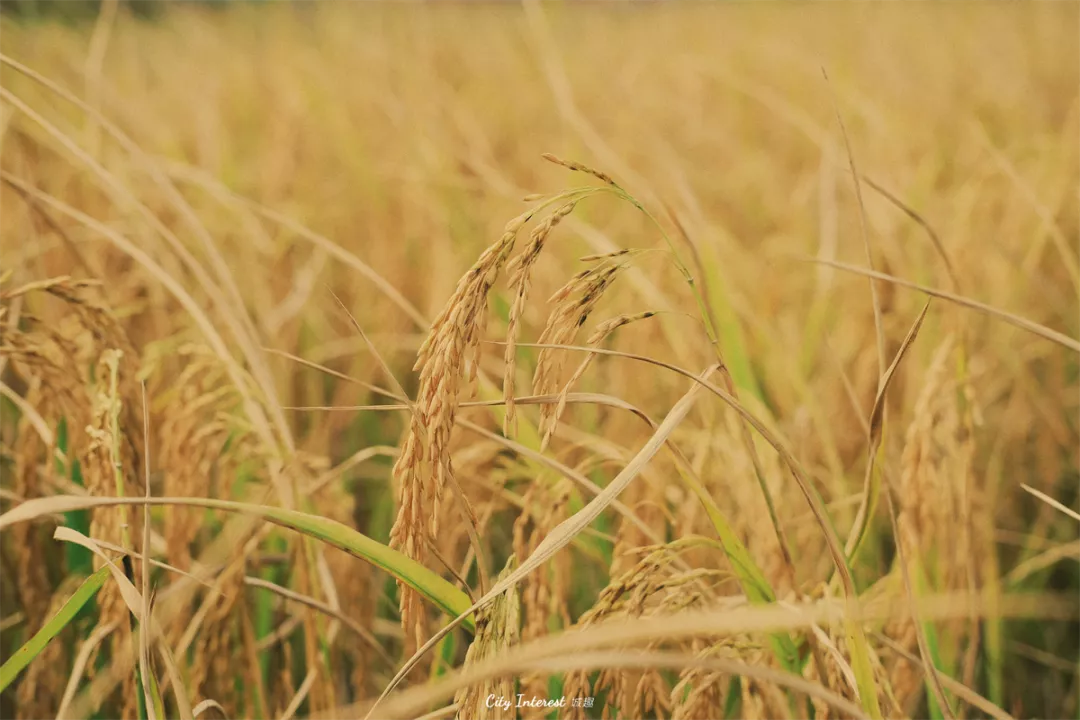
0,2 -> 1077,719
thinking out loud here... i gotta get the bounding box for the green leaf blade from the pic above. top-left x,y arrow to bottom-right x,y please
0,565 -> 110,694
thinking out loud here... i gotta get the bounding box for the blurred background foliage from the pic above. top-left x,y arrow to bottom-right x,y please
0,0 -> 274,21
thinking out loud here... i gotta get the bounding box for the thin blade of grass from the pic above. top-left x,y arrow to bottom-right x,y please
799,257 -> 1080,354
327,290 -> 415,415
55,620 -> 119,720
1021,484 -> 1080,522
243,577 -> 392,665
155,637 -> 193,720
139,382 -> 157,720
192,700 -> 226,718
823,68 -> 886,381
846,301 -> 932,562
0,565 -> 110,693
857,175 -> 960,292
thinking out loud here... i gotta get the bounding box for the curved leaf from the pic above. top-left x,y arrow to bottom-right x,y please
0,496 -> 476,633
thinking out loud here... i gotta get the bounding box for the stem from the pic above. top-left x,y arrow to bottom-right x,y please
107,354 -> 132,551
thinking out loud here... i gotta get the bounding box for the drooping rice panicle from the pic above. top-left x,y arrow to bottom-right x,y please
503,201 -> 577,437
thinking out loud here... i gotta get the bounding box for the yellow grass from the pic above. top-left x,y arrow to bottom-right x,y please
0,2 -> 1077,719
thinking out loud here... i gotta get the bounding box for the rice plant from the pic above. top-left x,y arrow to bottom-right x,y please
1,3 -> 1077,719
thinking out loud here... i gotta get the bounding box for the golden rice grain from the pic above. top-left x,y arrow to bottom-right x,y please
533,255 -> 634,449
537,311 -> 657,451
541,153 -> 617,187
504,201 -> 576,437
511,479 -> 573,714
454,557 -> 521,720
390,212 -> 528,647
